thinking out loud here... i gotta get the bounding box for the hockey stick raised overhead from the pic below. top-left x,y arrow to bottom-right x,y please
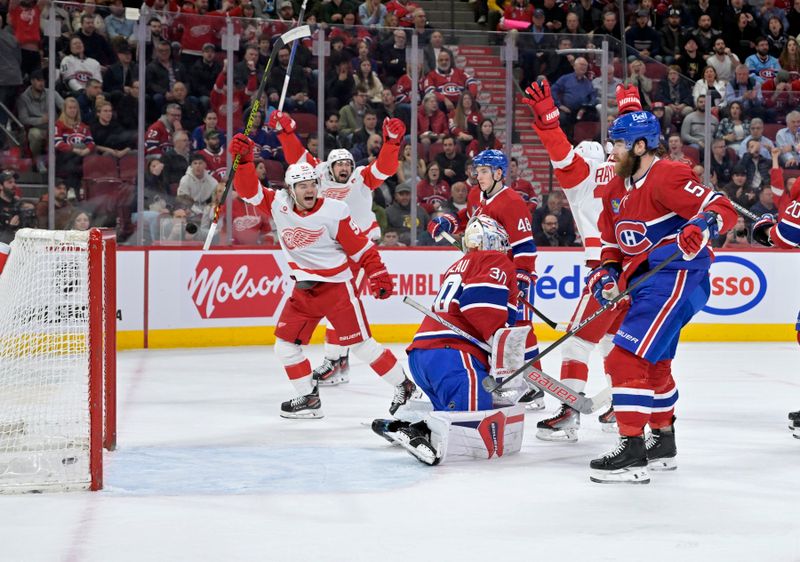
438,231 -> 559,330
402,296 -> 610,414
202,24 -> 312,251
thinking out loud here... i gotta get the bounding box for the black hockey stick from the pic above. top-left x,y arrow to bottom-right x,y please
438,231 -> 559,329
202,23 -> 312,251
402,296 -> 610,414
484,247 -> 684,394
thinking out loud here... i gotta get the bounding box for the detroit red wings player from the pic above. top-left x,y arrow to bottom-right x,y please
268,111 -> 407,387
228,133 -> 417,419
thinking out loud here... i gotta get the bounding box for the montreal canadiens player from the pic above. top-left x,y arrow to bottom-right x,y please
228,133 -> 417,419
587,109 -> 737,484
373,216 -> 525,465
268,111 -> 407,387
752,186 -> 800,438
521,82 -> 645,441
427,149 -> 544,409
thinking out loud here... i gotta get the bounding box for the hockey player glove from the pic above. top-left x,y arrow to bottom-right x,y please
586,263 -> 622,307
360,248 -> 394,299
382,118 -> 406,145
267,110 -> 297,134
230,133 -> 255,164
677,211 -> 720,260
516,269 -> 534,300
427,213 -> 458,241
615,83 -> 642,115
752,213 -> 778,247
521,79 -> 560,130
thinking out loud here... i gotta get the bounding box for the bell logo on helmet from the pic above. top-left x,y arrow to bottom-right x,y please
631,112 -> 648,122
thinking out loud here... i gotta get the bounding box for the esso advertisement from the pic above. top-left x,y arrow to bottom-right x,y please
703,256 -> 767,316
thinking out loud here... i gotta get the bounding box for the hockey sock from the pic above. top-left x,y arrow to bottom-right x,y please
275,339 -> 314,395
560,335 -> 594,393
647,359 -> 678,429
324,329 -> 346,360
606,346 -> 652,437
350,339 -> 406,386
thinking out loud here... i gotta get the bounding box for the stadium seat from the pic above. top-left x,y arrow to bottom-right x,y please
119,153 -> 138,182
83,154 -> 119,179
726,148 -> 738,164
427,141 -> 445,162
573,122 -> 599,143
763,123 -> 783,141
262,159 -> 285,186
291,113 -> 318,137
784,169 -> 800,182
645,63 -> 667,80
683,146 -> 700,165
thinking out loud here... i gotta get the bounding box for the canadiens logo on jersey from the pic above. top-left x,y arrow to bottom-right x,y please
321,185 -> 351,200
281,226 -> 325,249
615,220 -> 652,255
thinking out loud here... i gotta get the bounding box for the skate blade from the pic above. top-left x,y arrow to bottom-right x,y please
589,466 -> 650,484
280,409 -> 325,419
535,428 -> 578,443
793,431 -> 800,440
524,399 -> 545,411
316,375 -> 350,386
600,423 -> 618,433
388,433 -> 439,466
648,457 -> 677,471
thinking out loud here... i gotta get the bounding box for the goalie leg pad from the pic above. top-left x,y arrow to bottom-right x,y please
428,404 -> 526,463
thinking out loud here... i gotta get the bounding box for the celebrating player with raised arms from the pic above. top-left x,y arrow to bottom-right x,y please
268,111 -> 406,387
373,216 -> 526,465
228,133 -> 417,420
587,108 -> 737,484
427,149 -> 544,410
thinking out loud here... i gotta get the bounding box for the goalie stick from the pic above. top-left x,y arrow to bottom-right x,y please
438,231 -> 559,330
402,296 -> 610,414
202,23 -> 312,251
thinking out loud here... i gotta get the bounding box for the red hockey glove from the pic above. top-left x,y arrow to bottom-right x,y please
229,133 -> 254,164
521,79 -> 560,130
752,213 -> 777,247
677,211 -> 719,260
382,118 -> 406,145
368,268 -> 394,299
615,83 -> 642,115
267,110 -> 297,134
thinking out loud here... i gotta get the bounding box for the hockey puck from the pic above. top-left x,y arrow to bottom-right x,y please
62,457 -> 78,465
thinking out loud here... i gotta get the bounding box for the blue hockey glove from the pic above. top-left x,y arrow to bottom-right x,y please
586,263 -> 622,307
427,213 -> 457,241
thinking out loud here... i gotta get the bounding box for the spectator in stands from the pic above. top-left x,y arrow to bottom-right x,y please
761,69 -> 800,119
423,31 -> 453,75
177,153 -> 217,215
377,88 -> 411,130
726,64 -> 763,117
723,165 -> 756,208
766,17 -> 788,59
36,180 -> 73,230
92,101 -> 135,159
353,133 -> 383,167
146,103 -> 182,157
339,85 -> 369,139
397,142 -> 426,186
447,91 -> 482,147
306,133 -> 319,161
77,13 -> 115,67
518,9 -> 553,86
779,37 -> 800,73
629,60 -> 653,106
594,64 -> 623,117
55,97 -> 95,194
115,78 -> 139,131
691,14 -> 721,57
411,8 -> 432,45
0,170 -> 21,244
381,29 -> 408,87
750,185 -> 778,215
266,47 -> 315,115
105,0 -> 134,46
385,182 -> 431,246
159,205 -> 196,242
171,82 -> 202,132
435,136 -> 467,186
626,8 -> 661,60
189,44 -> 222,112
790,0 -> 800,38
776,110 -> 800,167
351,40 -> 377,75
174,0 -> 222,68
466,118 -> 502,159
360,0 -> 388,27
656,67 -> 693,131
591,9 -> 622,43
386,0 -> 419,27
379,229 -> 405,247
211,60 -> 257,132
60,36 -> 103,94
746,37 -> 782,85
509,157 -> 539,211
67,210 -> 92,231
326,60 -> 356,114
573,0 -> 603,35
660,7 -> 684,64
144,17 -> 165,63
541,0 -> 564,31
535,213 -> 571,246
234,46 -> 264,92
706,38 -> 740,83
77,79 -> 103,125
690,0 -> 722,31
667,133 -> 694,166
693,65 -> 728,107
199,130 -> 227,180
416,161 -> 450,213
417,92 -> 448,146
354,59 -> 384,104
322,0 -> 356,24
72,0 -> 105,38
17,69 -> 62,166
710,137 -> 735,185
740,138 -> 771,191
681,94 -> 718,150
144,156 -> 173,214
439,181 -> 468,215
726,12 -> 759,62
351,109 -> 381,147
163,130 -> 191,188
423,51 -> 478,114
6,0 -> 38,79
738,118 -> 775,159
103,43 -> 137,103
146,41 -> 189,113
564,12 -> 586,46
323,113 -> 346,158
533,190 -> 575,244
551,57 -> 597,138
721,215 -> 753,247
678,36 -> 704,82
715,100 -> 750,151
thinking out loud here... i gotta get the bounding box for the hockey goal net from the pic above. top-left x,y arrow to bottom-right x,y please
0,228 -> 116,493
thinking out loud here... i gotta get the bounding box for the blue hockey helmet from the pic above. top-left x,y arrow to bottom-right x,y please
472,149 -> 508,177
608,110 -> 661,151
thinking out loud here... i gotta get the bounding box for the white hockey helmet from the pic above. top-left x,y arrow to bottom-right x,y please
284,162 -> 318,200
326,148 -> 355,181
575,141 -> 606,164
463,214 -> 510,253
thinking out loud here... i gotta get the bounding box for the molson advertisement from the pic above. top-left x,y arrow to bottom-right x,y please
114,248 -> 800,349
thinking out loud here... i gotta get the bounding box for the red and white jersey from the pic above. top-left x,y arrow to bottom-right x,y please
233,162 -> 374,283
277,131 -> 400,241
599,158 -> 737,282
145,119 -> 174,157
457,185 -> 537,275
408,250 -> 518,366
423,68 -> 479,106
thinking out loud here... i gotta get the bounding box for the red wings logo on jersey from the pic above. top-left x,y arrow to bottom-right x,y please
321,185 -> 351,200
615,220 -> 652,255
281,226 -> 325,249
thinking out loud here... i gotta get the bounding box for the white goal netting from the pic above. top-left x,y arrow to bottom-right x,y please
0,229 -> 109,492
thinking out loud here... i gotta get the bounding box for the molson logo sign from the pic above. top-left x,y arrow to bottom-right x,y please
703,255 -> 767,316
188,254 -> 287,319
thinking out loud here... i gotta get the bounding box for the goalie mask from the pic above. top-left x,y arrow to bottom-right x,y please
326,148 -> 355,183
463,215 -> 510,253
284,162 -> 319,203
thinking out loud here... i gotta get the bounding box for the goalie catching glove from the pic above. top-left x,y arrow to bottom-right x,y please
360,248 -> 394,299
521,79 -> 560,130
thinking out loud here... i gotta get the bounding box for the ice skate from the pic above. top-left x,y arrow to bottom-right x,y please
280,386 -> 324,419
390,423 -> 440,466
389,377 -> 418,415
788,409 -> 800,430
518,388 -> 545,410
598,406 -> 618,433
312,351 -> 350,386
371,418 -> 410,444
536,403 -> 580,442
589,435 -> 650,484
646,418 -> 677,471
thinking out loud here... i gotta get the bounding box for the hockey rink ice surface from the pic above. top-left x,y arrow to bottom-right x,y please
1,342 -> 798,561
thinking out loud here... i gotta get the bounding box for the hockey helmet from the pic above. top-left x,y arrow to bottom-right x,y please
284,162 -> 318,198
575,141 -> 606,164
608,110 -> 661,151
472,149 -> 508,178
326,148 -> 355,180
463,214 -> 510,253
